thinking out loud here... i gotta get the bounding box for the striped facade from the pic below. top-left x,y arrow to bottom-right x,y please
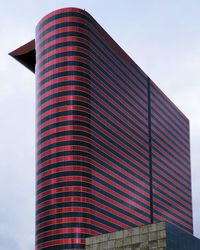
35,8 -> 151,249
150,80 -> 193,233
10,7 -> 193,250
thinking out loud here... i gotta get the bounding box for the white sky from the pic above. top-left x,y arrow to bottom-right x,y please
0,1 -> 200,249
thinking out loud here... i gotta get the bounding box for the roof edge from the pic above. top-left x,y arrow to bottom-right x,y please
9,40 -> 35,73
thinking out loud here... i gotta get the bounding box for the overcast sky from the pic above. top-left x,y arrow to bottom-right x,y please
0,1 -> 200,249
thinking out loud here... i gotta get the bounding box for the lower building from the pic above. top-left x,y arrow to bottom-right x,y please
86,222 -> 200,250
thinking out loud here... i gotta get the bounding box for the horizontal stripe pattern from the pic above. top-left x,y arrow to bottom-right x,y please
150,80 -> 193,234
36,8 -> 150,250
35,7 -> 193,250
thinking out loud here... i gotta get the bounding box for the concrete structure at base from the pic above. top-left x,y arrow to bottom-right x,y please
86,222 -> 200,250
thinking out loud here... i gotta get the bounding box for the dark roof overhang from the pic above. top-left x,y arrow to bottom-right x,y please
9,39 -> 36,73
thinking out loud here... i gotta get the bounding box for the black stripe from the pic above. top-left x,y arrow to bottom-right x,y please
36,191 -> 149,225
37,172 -> 149,215
152,129 -> 190,163
37,105 -> 148,152
36,201 -> 140,228
148,79 -> 153,224
37,21 -> 89,41
38,120 -> 89,135
37,67 -> 148,135
36,231 -> 93,245
37,233 -> 92,245
152,104 -> 189,145
154,168 -> 191,199
38,110 -> 90,126
37,84 -> 149,148
154,210 -> 192,233
37,47 -> 147,112
151,83 -> 188,123
153,198 -> 192,221
153,157 -> 191,187
37,58 -> 148,121
153,141 -> 190,174
37,141 -> 149,177
37,90 -> 90,107
37,131 -> 149,168
37,49 -> 89,69
36,38 -> 147,101
37,134 -> 148,170
151,97 -> 189,134
37,180 -> 150,216
37,164 -> 148,196
39,243 -> 85,250
36,212 -> 122,231
153,185 -> 191,210
152,121 -> 190,158
37,12 -> 90,31
37,133 -> 150,184
152,138 -> 190,170
36,41 -> 148,112
37,86 -> 148,142
36,37 -> 147,99
37,33 -> 85,58
38,100 -> 90,116
37,160 -> 149,193
38,80 -> 89,97
36,12 -> 147,83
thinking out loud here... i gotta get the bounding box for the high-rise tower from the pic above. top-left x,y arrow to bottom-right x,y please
10,8 -> 193,250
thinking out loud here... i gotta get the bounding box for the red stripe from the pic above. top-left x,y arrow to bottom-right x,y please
151,81 -> 189,125
38,105 -> 91,122
37,85 -> 90,104
154,207 -> 192,231
36,36 -> 89,62
37,131 -> 148,168
36,194 -> 149,226
37,134 -> 149,170
36,62 -> 148,131
36,12 -> 88,37
153,197 -> 192,223
153,186 -> 191,211
152,128 -> 190,166
37,54 -> 148,120
153,170 -> 192,203
37,14 -> 147,88
37,155 -> 149,191
37,110 -> 149,163
152,106 -> 189,148
37,168 -> 149,202
37,144 -> 149,182
37,90 -> 90,110
36,176 -> 150,217
37,125 -> 90,142
37,115 -> 90,132
37,93 -> 148,152
36,207 -> 133,229
37,25 -> 89,49
37,237 -> 85,250
152,152 -> 191,185
36,217 -> 114,235
36,227 -> 98,241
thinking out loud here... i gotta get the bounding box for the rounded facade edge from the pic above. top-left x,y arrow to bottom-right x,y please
36,7 -> 91,32
35,8 -> 93,250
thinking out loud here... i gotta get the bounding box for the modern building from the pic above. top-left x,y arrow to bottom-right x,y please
10,8 -> 193,250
